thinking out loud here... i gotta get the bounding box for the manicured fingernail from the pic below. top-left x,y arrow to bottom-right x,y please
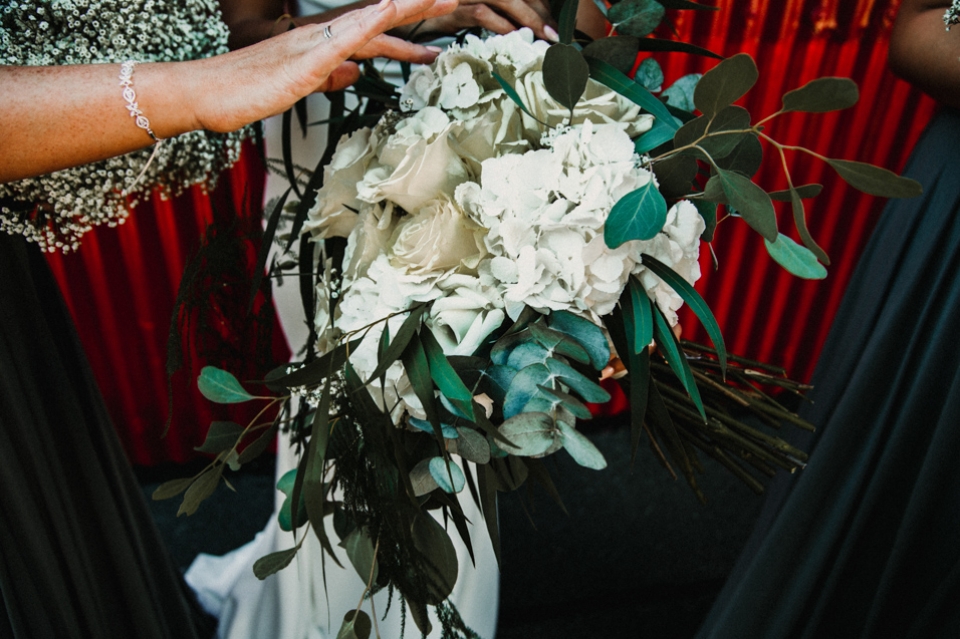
377,0 -> 392,10
426,45 -> 442,53
544,25 -> 559,42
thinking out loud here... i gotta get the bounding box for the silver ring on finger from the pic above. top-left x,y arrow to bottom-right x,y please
323,24 -> 333,38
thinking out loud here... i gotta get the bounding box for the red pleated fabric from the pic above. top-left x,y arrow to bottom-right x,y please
45,143 -> 290,466
595,0 -> 936,416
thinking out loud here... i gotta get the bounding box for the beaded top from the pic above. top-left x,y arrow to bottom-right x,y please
0,0 -> 250,252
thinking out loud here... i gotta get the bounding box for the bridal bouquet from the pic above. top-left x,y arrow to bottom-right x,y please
158,2 -> 920,637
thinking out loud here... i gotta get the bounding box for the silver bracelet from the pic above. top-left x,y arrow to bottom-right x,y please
118,60 -> 160,142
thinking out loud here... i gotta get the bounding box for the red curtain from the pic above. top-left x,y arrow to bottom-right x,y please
45,143 -> 290,466
47,0 -> 935,461
666,0 -> 935,380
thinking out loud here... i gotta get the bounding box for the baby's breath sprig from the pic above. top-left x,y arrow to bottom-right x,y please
0,0 -> 250,252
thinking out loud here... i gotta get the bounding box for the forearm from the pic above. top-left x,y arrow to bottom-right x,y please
890,0 -> 960,108
0,63 -> 199,183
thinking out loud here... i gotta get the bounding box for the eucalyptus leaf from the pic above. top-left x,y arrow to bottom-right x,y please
411,514 -> 459,604
781,77 -> 859,113
337,610 -> 372,639
635,57 -> 663,92
506,341 -> 551,369
238,422 -> 277,465
498,412 -> 557,456
194,421 -> 244,454
716,167 -> 778,241
662,73 -> 701,111
558,421 -> 608,469
451,427 -> 491,464
765,234 -> 828,279
826,159 -> 923,198
486,364 -> 517,404
249,186 -> 291,312
197,367 -> 256,404
303,379 -> 341,566
428,457 -> 466,494
558,0 -> 579,44
652,153 -> 698,198
408,417 -> 459,439
605,180 -> 668,248
152,476 -> 195,501
788,187 -> 830,264
715,133 -> 763,177
547,310 -> 610,370
537,385 -> 593,420
410,458 -> 441,497
543,44 -> 590,112
177,466 -> 222,516
528,322 -> 591,365
694,53 -> 758,119
253,547 -> 299,580
343,528 -> 379,584
608,0 -> 666,37
545,358 -> 611,403
503,363 -> 551,419
702,174 -> 727,203
277,468 -> 307,532
583,37 -> 642,75
769,184 -> 823,201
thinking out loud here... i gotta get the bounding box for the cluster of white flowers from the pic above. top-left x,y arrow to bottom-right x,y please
306,29 -> 704,416
0,0 -> 248,252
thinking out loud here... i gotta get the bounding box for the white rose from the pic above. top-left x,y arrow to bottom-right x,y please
388,196 -> 487,276
359,122 -> 470,212
428,277 -> 505,356
304,127 -> 376,239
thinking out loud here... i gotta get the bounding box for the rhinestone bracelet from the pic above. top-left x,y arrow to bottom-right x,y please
118,60 -> 160,142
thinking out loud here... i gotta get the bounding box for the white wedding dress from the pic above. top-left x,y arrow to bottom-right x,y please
185,4 -> 500,636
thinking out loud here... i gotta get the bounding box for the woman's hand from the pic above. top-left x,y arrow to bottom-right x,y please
397,0 -> 557,43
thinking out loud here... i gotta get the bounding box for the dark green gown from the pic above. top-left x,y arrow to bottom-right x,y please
696,109 -> 960,638
0,233 -> 215,638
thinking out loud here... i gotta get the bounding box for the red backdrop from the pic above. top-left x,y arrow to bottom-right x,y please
47,0 -> 936,463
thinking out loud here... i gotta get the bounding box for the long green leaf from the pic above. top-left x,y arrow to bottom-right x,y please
272,338 -> 363,388
788,186 -> 830,265
641,255 -> 727,377
652,304 -> 705,421
420,328 -> 476,422
197,367 -> 256,403
716,167 -> 778,241
365,305 -> 427,384
587,58 -> 680,130
249,186 -> 291,312
764,234 -> 828,280
493,72 -> 536,119
401,334 -> 441,431
627,277 -> 654,353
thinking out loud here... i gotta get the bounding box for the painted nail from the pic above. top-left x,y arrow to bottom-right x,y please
377,0 -> 392,10
425,45 -> 442,53
544,25 -> 559,42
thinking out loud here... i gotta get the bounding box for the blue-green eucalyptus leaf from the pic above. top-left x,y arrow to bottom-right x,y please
408,417 -> 460,439
636,57 -> 664,92
608,0 -> 666,37
498,412 -> 558,456
503,364 -> 552,418
528,322 -> 590,365
547,311 -> 610,370
558,421 -> 607,469
605,180 -> 668,248
545,358 -> 611,404
506,341 -> 551,369
197,367 -> 256,403
428,457 -> 466,494
452,427 -> 491,464
764,234 -> 828,280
